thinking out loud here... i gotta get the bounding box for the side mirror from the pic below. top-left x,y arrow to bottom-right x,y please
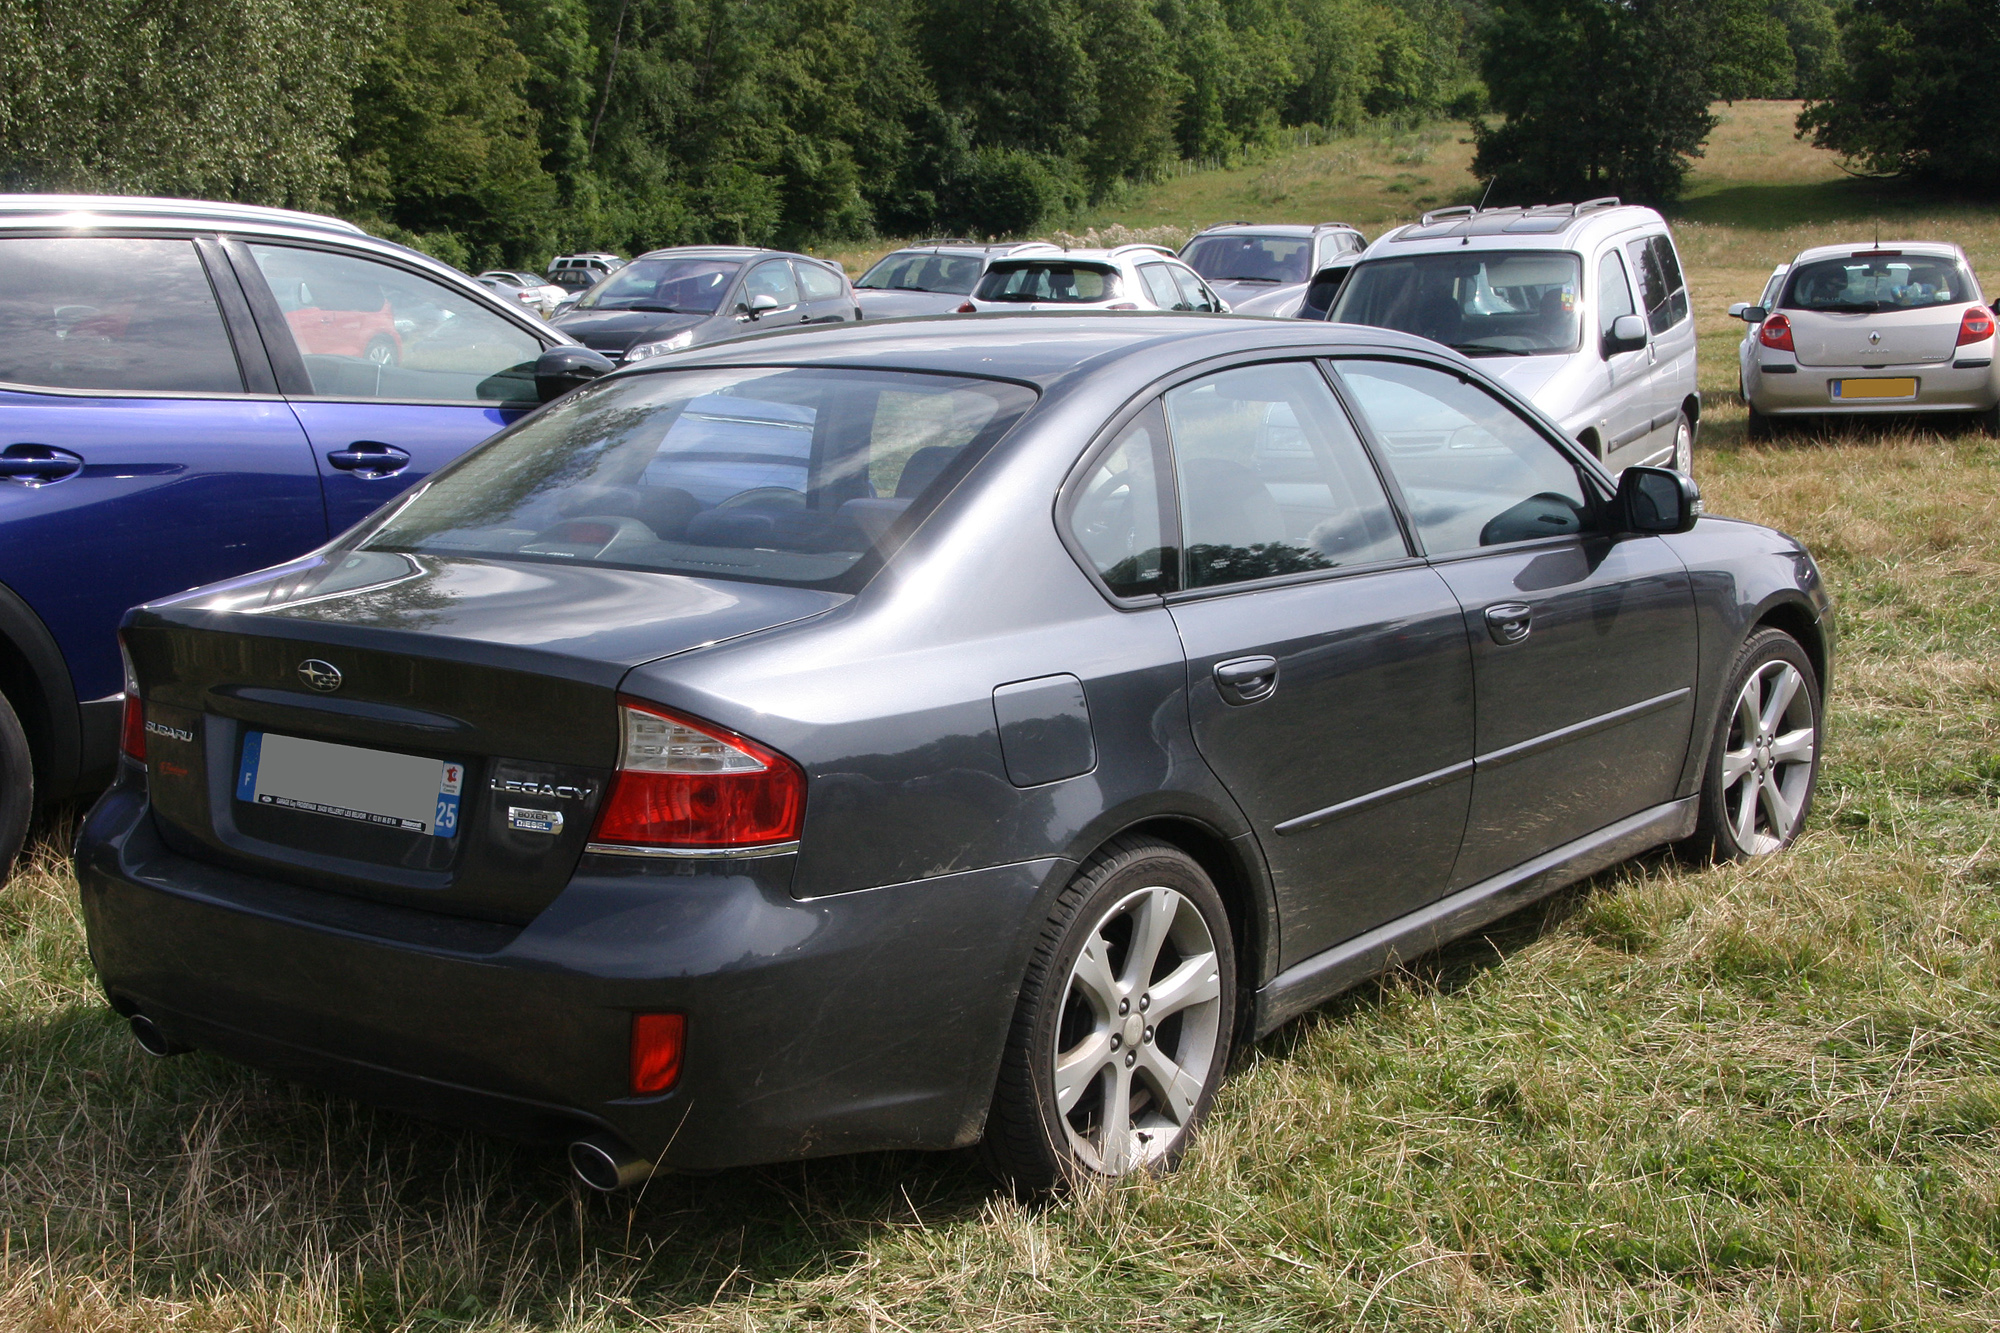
742,293 -> 781,319
1300,262 -> 1355,320
1603,312 -> 1648,356
1616,464 -> 1701,535
534,345 -> 617,403
1742,305 -> 1768,323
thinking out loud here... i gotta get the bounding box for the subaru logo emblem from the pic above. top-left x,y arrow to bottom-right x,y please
297,659 -> 343,692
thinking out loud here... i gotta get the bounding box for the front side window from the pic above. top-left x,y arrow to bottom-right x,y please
1334,359 -> 1598,554
1069,403 -> 1175,597
1330,250 -> 1583,356
1164,362 -> 1407,589
1181,234 -> 1313,286
1171,267 -> 1222,313
744,261 -> 800,308
856,251 -> 983,295
1597,249 -> 1637,338
364,367 -> 1035,590
576,256 -> 740,313
1782,253 -> 1972,313
247,245 -> 541,403
1138,264 -> 1182,309
0,237 -> 241,393
974,262 -> 1119,303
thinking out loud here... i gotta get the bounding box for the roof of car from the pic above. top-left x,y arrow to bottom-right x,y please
0,192 -> 367,237
632,245 -> 844,268
1364,199 -> 1663,257
1789,240 -> 1964,265
888,240 -> 1059,256
610,311 -> 1444,393
1193,221 -> 1361,237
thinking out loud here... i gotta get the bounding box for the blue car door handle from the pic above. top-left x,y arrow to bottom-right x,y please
1214,655 -> 1279,705
326,441 -> 411,478
0,442 -> 84,485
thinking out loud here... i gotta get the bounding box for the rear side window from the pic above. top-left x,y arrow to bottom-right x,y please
1069,403 -> 1176,597
247,244 -> 542,403
975,262 -> 1119,303
0,237 -> 242,393
1626,234 -> 1689,334
797,262 -> 846,302
364,367 -> 1035,591
1164,362 -> 1407,588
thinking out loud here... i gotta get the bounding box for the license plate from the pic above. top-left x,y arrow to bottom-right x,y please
236,731 -> 464,837
1831,377 -> 1918,400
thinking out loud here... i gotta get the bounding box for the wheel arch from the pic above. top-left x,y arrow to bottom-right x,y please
1576,427 -> 1604,461
1682,392 -> 1701,433
1752,595 -> 1829,701
0,578 -> 81,805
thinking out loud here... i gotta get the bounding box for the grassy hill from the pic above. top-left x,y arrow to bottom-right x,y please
6,104 -> 2000,1332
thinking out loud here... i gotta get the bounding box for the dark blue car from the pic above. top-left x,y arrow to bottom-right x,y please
0,196 -> 575,874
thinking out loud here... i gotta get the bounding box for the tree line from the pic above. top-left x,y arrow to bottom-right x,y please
0,0 -> 1479,269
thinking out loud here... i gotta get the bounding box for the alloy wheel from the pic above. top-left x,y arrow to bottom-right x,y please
1720,659 -> 1816,853
1672,416 -> 1693,474
1052,884 -> 1223,1174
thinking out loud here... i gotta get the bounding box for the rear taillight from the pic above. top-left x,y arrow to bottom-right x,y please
588,698 -> 805,850
1758,313 -> 1794,352
955,301 -> 976,313
630,1013 -> 685,1095
118,635 -> 145,762
1958,306 -> 1995,345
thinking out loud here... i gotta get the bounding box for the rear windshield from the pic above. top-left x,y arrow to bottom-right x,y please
1782,254 -> 1974,313
858,251 -> 985,295
362,367 -> 1037,590
1181,235 -> 1311,285
1330,250 -> 1583,356
576,257 -> 741,314
975,262 -> 1120,303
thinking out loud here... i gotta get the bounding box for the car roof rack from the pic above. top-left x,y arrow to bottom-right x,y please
1110,243 -> 1179,259
1195,221 -> 1255,232
907,237 -> 983,247
1313,221 -> 1360,231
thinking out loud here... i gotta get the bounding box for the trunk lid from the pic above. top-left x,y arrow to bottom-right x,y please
130,552 -> 843,923
1791,304 -> 1963,367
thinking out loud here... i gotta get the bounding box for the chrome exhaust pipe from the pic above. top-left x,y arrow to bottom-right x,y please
128,1013 -> 189,1057
567,1135 -> 654,1191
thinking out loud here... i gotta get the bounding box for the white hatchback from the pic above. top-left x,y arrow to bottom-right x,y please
1732,242 -> 1999,436
959,246 -> 1229,314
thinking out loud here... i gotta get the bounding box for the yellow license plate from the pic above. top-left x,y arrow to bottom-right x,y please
1831,377 -> 1918,400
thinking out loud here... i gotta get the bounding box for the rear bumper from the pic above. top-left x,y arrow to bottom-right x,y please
1747,357 -> 1999,415
76,781 -> 1061,1170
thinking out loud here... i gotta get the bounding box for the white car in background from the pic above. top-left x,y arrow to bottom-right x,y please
1731,242 -> 1999,437
959,246 -> 1229,314
477,270 -> 567,320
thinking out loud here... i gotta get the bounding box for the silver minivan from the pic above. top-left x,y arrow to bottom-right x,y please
1327,199 -> 1699,474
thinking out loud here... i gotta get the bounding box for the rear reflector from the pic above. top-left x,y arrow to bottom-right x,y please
630,1012 -> 685,1095
1958,306 -> 1994,346
955,301 -> 976,313
1758,313 -> 1794,353
118,636 -> 144,762
589,698 -> 805,850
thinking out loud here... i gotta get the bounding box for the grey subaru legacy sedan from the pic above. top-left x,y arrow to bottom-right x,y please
77,314 -> 1832,1190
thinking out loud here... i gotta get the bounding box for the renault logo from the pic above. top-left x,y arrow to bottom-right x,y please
297,659 -> 343,692
1868,330 -> 1881,345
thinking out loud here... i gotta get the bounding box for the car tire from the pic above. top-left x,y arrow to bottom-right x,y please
1686,628 -> 1822,861
0,688 -> 31,884
364,336 -> 399,368
1745,404 -> 1772,441
1977,403 -> 2000,436
1671,412 -> 1694,474
980,836 -> 1236,1190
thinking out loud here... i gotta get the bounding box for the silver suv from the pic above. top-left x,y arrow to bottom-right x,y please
1180,221 -> 1367,317
1329,199 -> 1699,474
853,240 -> 1059,318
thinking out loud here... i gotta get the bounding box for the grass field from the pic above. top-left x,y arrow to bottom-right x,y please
6,103 -> 2000,1331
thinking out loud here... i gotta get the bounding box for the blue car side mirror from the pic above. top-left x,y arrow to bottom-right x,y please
535,346 -> 617,402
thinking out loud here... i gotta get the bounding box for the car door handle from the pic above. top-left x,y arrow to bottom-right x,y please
1484,602 -> 1533,645
1214,655 -> 1279,705
326,442 -> 411,478
0,442 -> 84,485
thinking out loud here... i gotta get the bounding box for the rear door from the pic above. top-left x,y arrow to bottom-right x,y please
227,239 -> 549,534
1149,361 -> 1475,964
1624,232 -> 1695,466
0,233 -> 323,706
1335,357 -> 1697,888
794,259 -> 854,324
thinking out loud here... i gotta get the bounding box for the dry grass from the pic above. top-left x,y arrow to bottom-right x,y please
7,109 -> 2000,1331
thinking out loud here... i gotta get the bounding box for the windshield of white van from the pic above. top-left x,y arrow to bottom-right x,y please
1331,251 -> 1583,356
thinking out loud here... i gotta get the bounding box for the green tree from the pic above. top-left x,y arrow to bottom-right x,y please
1471,0 -> 1788,205
1798,0 -> 2000,192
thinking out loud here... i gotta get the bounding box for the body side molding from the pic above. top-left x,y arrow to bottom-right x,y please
1251,794 -> 1698,1036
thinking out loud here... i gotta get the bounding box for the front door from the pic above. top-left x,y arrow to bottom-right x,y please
1333,357 -> 1698,889
228,241 -> 547,533
1150,362 -> 1476,966
1593,246 -> 1655,469
0,234 -> 324,705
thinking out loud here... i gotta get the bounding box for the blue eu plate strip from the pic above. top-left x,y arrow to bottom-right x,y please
236,730 -> 263,803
